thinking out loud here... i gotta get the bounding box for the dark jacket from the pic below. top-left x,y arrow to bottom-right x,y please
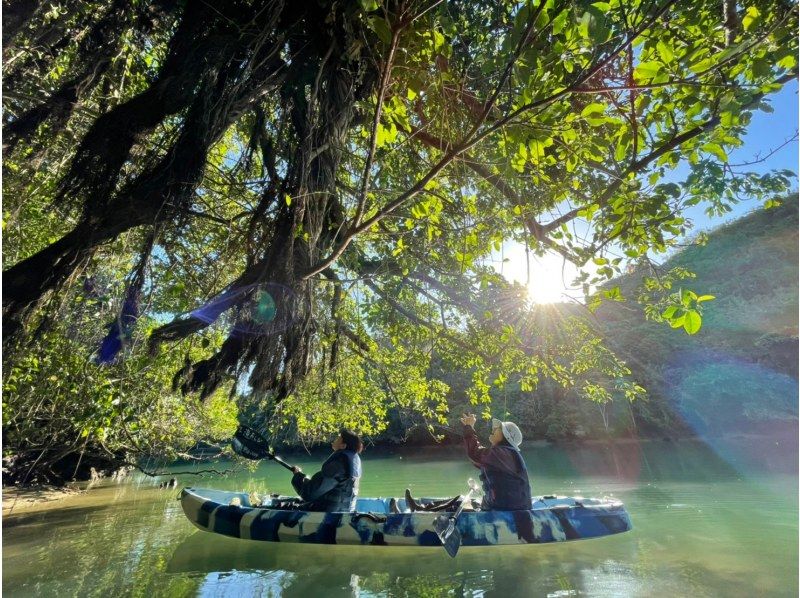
291,449 -> 361,512
464,425 -> 531,511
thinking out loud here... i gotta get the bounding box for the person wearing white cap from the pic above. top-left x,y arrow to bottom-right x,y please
460,413 -> 531,511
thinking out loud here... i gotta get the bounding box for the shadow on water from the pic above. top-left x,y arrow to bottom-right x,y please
167,530 -> 642,597
3,502 -> 120,531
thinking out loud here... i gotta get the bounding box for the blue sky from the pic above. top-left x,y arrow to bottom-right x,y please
685,79 -> 798,231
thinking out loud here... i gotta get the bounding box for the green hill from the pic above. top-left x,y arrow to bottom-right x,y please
582,199 -> 799,439
292,200 -> 799,447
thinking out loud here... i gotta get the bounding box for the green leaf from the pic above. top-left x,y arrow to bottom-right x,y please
367,17 -> 392,45
284,194 -> 292,206
749,57 -> 770,79
683,310 -> 701,334
578,6 -> 610,43
689,57 -> 714,74
777,54 -> 797,70
432,29 -> 445,51
742,6 -> 760,31
375,121 -> 398,147
634,61 -> 661,81
669,315 -> 686,328
581,102 -> 609,126
656,40 -> 674,63
551,10 -> 568,35
661,306 -> 678,319
696,294 -> 715,303
680,289 -> 697,306
359,0 -> 380,11
528,137 -> 552,163
701,143 -> 728,163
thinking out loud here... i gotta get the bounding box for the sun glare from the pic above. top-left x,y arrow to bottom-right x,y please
496,243 -> 592,305
526,252 -> 575,304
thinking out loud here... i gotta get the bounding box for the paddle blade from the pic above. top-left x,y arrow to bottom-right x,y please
433,513 -> 450,536
442,528 -> 462,558
231,425 -> 271,460
434,515 -> 462,558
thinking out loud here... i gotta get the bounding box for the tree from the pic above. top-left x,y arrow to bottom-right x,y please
3,1 -> 797,465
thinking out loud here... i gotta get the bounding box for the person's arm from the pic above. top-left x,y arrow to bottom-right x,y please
460,413 -> 492,466
291,453 -> 345,501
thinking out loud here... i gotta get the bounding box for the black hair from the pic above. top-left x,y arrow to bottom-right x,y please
340,428 -> 363,453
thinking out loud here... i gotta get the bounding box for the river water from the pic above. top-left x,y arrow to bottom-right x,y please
3,436 -> 797,597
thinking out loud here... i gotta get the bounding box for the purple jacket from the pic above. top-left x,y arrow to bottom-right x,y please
463,424 -> 531,510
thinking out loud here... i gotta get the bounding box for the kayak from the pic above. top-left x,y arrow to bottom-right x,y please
180,487 -> 632,547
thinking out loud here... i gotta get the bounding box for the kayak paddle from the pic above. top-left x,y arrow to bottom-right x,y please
231,425 -> 297,473
434,480 -> 480,558
434,496 -> 468,557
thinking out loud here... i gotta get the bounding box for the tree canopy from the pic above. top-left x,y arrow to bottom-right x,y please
3,0 -> 797,481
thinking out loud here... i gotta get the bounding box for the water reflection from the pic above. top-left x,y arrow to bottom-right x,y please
170,530 -> 647,597
3,439 -> 797,597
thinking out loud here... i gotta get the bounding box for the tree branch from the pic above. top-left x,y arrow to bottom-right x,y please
543,71 -> 798,234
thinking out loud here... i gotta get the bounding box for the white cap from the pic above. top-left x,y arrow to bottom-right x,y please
492,418 -> 522,448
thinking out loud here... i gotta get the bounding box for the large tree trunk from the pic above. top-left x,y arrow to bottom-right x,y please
52,1 -> 233,213
2,225 -> 96,338
3,0 -> 175,154
150,15 -> 373,398
3,0 -> 376,407
2,0 -> 45,49
3,8 -> 287,340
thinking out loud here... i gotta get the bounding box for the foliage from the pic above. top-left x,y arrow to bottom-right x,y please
2,304 -> 239,483
2,0 -> 797,476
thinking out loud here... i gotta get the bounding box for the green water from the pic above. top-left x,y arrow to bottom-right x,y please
3,437 -> 797,597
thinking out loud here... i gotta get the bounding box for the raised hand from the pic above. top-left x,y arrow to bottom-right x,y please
460,413 -> 477,427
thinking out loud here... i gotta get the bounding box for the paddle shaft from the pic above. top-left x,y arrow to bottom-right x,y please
442,493 -> 470,533
269,453 -> 297,473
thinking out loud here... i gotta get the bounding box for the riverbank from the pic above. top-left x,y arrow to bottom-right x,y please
272,428 -> 797,457
2,484 -> 85,516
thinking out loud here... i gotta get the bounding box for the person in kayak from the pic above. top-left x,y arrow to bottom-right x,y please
290,428 -> 363,512
460,413 -> 531,511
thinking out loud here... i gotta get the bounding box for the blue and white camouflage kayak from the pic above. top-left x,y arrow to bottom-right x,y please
181,487 -> 632,547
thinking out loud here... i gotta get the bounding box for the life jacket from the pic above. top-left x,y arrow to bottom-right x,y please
479,445 -> 531,511
313,449 -> 361,512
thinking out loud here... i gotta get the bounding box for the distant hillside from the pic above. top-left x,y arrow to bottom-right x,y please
589,199 -> 798,439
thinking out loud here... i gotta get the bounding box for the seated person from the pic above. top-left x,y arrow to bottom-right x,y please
290,429 -> 363,512
460,413 -> 531,511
